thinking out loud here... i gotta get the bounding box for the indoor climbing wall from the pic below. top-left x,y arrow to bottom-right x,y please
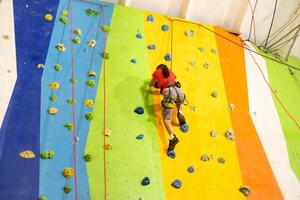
0,1 -> 300,200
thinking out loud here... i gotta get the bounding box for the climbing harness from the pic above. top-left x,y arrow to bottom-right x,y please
161,82 -> 188,109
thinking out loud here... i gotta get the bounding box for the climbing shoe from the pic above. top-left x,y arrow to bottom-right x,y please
177,112 -> 186,126
168,135 -> 179,151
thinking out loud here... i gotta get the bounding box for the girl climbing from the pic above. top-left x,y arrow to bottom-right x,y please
149,64 -> 187,152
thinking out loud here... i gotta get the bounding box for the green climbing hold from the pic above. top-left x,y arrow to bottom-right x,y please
85,8 -> 100,16
67,98 -> 76,104
63,185 -> 72,193
211,91 -> 218,98
101,25 -> 111,32
50,95 -> 57,102
69,78 -> 78,84
64,123 -> 74,131
102,52 -> 109,59
85,112 -> 93,121
40,150 -> 55,159
39,196 -> 48,200
60,16 -> 68,24
86,80 -> 96,87
72,36 -> 81,44
83,154 -> 92,162
54,64 -> 62,71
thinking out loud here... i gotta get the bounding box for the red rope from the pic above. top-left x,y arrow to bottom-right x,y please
245,43 -> 300,130
69,0 -> 79,199
100,5 -> 108,200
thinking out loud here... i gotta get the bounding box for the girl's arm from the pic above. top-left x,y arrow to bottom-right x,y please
149,77 -> 156,87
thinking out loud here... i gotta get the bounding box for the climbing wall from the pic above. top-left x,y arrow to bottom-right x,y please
1,1 -> 300,200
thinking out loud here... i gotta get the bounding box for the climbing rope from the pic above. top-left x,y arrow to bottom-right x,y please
245,43 -> 300,131
69,0 -> 79,199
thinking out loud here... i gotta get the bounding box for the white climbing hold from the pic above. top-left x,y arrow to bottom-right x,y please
210,130 -> 217,137
185,29 -> 194,37
189,59 -> 196,66
224,129 -> 235,140
229,103 -> 235,111
37,64 -> 45,69
203,62 -> 210,69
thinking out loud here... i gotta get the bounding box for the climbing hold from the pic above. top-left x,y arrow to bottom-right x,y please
200,154 -> 210,161
229,103 -> 235,111
61,9 -> 68,15
189,105 -> 196,111
69,78 -> 78,84
86,80 -> 96,87
147,15 -> 154,22
84,99 -> 94,107
210,130 -> 218,137
167,150 -> 176,159
72,36 -> 81,44
239,185 -> 251,197
211,91 -> 218,98
85,8 -> 100,16
161,24 -> 169,32
83,154 -> 92,162
185,29 -> 194,37
47,107 -> 58,115
211,48 -> 217,54
2,34 -> 9,40
136,134 -> 144,140
44,14 -> 53,21
56,43 -> 65,52
171,179 -> 182,189
136,33 -> 142,39
102,52 -> 109,59
59,16 -> 68,24
88,39 -> 96,47
37,63 -> 45,69
131,59 -> 137,64
67,98 -> 76,104
104,129 -> 112,137
54,64 -> 62,71
217,157 -> 225,164
203,62 -> 210,69
39,196 -> 48,200
134,106 -> 144,114
104,143 -> 112,150
63,185 -> 72,193
88,70 -> 97,77
49,82 -> 60,90
85,112 -> 93,121
180,124 -> 189,133
40,150 -> 55,159
164,53 -> 172,61
148,44 -> 156,50
101,25 -> 111,32
198,47 -> 205,52
141,177 -> 150,186
19,150 -> 35,159
74,28 -> 82,36
187,166 -> 194,173
62,167 -> 74,178
64,123 -> 74,131
50,95 -> 57,102
189,59 -> 196,66
224,129 -> 235,140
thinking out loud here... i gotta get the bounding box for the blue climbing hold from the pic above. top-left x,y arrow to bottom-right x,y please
161,24 -> 169,32
136,134 -> 144,140
131,59 -> 137,64
148,44 -> 156,50
147,15 -> 154,22
141,177 -> 150,186
164,53 -> 172,61
136,33 -> 142,39
180,124 -> 189,133
171,179 -> 182,189
134,106 -> 144,115
167,150 -> 176,159
187,166 -> 194,173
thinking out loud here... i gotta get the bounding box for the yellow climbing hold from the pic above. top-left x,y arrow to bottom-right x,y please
61,9 -> 68,15
74,28 -> 82,36
88,39 -> 96,47
56,44 -> 65,52
44,14 -> 53,21
47,107 -> 58,115
62,167 -> 74,178
49,82 -> 60,90
19,150 -> 35,159
84,99 -> 94,107
88,70 -> 97,77
104,143 -> 112,150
